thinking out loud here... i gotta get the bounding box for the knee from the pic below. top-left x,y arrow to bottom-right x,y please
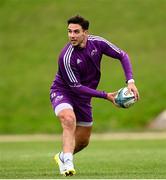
58,111 -> 76,129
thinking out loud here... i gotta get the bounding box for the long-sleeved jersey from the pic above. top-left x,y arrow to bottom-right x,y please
50,35 -> 133,101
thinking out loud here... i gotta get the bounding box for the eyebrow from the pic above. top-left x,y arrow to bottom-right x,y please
68,28 -> 80,31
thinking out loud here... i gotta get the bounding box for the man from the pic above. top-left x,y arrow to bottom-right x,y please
50,15 -> 139,176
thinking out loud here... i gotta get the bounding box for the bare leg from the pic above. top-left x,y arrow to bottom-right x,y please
57,109 -> 77,176
58,109 -> 76,153
55,112 -> 91,176
74,126 -> 92,154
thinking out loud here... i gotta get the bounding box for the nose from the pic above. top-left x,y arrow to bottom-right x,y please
69,31 -> 75,38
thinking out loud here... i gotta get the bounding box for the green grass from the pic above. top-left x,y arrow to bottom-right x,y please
1,139 -> 166,179
0,0 -> 166,133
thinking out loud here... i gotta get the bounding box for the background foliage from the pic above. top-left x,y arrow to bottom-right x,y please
0,0 -> 165,133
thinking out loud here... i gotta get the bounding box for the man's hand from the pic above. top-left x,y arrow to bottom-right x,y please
106,91 -> 118,106
127,82 -> 139,101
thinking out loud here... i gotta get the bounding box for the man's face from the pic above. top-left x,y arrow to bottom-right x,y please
68,23 -> 87,47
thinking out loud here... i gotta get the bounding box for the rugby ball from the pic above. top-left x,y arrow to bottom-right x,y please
115,87 -> 136,108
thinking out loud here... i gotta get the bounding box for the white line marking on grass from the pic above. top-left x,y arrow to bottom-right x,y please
0,132 -> 166,142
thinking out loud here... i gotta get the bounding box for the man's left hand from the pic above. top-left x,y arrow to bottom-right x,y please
127,82 -> 139,101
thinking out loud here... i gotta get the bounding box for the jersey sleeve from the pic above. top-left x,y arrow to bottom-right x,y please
98,37 -> 134,81
59,48 -> 107,99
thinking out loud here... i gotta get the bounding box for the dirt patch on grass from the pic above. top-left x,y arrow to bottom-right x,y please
0,132 -> 166,142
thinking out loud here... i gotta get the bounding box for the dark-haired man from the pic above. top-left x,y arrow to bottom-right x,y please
50,15 -> 139,176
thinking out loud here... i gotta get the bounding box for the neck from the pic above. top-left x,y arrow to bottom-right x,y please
79,36 -> 88,48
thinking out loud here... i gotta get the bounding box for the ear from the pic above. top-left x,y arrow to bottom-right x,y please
84,30 -> 89,35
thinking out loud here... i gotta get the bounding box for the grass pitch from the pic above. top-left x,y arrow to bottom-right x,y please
0,138 -> 166,179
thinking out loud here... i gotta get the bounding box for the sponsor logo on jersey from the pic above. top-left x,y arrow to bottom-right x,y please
91,48 -> 97,56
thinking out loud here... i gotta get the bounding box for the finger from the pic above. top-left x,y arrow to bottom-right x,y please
112,91 -> 118,97
127,87 -> 132,93
136,92 -> 140,100
134,91 -> 139,101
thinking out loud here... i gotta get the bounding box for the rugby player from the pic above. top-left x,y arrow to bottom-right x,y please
50,15 -> 139,176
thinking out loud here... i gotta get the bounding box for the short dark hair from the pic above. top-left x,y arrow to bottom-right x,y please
67,15 -> 89,30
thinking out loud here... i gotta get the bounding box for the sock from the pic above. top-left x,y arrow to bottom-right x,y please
63,152 -> 73,163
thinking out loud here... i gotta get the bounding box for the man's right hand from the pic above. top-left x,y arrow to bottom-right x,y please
106,92 -> 118,106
